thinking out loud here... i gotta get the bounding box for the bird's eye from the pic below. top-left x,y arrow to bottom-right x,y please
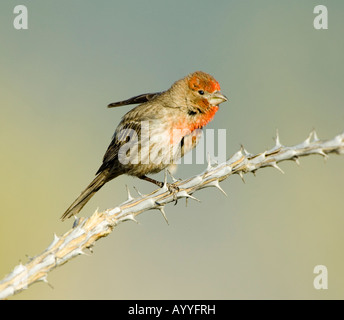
198,90 -> 204,95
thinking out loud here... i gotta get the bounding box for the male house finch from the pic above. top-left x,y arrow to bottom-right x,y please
61,71 -> 227,220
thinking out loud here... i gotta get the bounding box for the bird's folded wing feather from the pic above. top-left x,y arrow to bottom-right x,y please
107,92 -> 163,108
95,120 -> 142,175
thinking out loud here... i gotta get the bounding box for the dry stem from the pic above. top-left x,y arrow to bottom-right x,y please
0,130 -> 343,299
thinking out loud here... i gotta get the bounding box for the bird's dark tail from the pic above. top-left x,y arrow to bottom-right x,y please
61,171 -> 110,221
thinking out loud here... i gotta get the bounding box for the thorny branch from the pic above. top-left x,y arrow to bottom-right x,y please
0,130 -> 343,299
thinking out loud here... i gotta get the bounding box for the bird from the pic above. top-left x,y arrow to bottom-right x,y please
61,71 -> 227,220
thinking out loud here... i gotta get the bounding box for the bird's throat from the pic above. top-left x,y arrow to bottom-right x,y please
190,106 -> 219,132
187,105 -> 219,132
171,105 -> 219,144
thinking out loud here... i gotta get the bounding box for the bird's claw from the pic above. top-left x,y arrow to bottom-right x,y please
166,183 -> 179,205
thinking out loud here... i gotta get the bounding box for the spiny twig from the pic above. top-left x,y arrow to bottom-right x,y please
0,130 -> 343,299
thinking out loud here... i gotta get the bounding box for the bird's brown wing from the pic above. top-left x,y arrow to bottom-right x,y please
95,120 -> 142,175
107,92 -> 163,108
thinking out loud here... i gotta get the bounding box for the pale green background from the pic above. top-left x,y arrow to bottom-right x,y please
1,0 -> 343,299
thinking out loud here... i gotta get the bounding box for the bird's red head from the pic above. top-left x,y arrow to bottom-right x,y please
187,71 -> 221,93
185,71 -> 227,109
171,71 -> 228,135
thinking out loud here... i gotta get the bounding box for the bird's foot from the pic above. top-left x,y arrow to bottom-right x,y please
165,182 -> 179,205
138,174 -> 180,205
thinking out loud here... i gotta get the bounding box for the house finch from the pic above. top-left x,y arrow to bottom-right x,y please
61,71 -> 227,220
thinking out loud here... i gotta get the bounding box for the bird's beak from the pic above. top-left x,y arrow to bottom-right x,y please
210,91 -> 228,106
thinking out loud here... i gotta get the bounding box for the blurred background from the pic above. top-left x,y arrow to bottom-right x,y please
1,0 -> 343,299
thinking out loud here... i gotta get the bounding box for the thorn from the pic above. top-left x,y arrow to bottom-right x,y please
293,156 -> 300,166
47,282 -> 54,290
158,206 -> 169,225
133,186 -> 143,197
214,180 -> 228,196
304,131 -> 313,146
275,129 -> 282,148
126,185 -> 133,201
90,207 -> 99,215
178,190 -> 201,202
187,194 -> 201,202
209,180 -> 228,196
238,171 -> 246,183
14,262 -> 25,273
167,169 -> 178,183
75,248 -> 87,256
252,170 -> 257,177
40,275 -> 54,289
237,146 -> 244,157
25,254 -> 33,261
124,214 -> 139,224
317,149 -> 329,160
231,149 -> 245,164
240,145 -> 250,156
271,162 -> 285,174
206,153 -> 218,170
312,129 -> 319,142
47,233 -> 60,251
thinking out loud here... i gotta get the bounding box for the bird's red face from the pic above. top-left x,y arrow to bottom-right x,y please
187,71 -> 227,108
171,71 -> 228,137
188,72 -> 221,92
